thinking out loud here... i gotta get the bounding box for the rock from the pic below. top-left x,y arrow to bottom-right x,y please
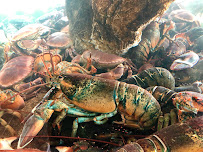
65,0 -> 174,55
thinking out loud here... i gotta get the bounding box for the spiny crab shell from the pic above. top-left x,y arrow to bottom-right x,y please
0,56 -> 34,88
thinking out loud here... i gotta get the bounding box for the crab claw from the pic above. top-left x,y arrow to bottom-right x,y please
170,51 -> 199,71
17,115 -> 45,149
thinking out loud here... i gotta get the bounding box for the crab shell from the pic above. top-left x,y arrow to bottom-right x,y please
169,9 -> 196,23
60,24 -> 69,33
46,32 -> 73,49
33,53 -> 62,74
11,24 -> 50,42
0,89 -> 25,110
0,56 -> 34,88
17,39 -> 42,51
72,49 -> 128,69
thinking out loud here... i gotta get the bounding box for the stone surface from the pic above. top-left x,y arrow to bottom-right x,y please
65,0 -> 174,55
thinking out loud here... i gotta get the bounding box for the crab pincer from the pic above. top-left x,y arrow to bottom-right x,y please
170,51 -> 199,71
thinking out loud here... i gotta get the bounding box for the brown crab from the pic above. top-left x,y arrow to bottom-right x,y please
46,32 -> 73,59
4,24 -> 50,61
0,89 -> 24,136
72,49 -> 137,80
33,52 -> 62,77
175,27 -> 203,46
46,32 -> 73,49
0,55 -> 34,88
0,55 -> 45,100
12,24 -> 50,42
168,9 -> 200,33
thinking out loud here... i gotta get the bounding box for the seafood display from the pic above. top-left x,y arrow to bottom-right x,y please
0,0 -> 202,152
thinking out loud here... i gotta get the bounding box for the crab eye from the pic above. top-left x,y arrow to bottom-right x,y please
58,75 -> 63,79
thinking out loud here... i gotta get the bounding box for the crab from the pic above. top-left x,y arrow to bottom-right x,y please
15,39 -> 43,57
46,32 -> 73,49
71,49 -> 137,80
33,52 -> 62,77
0,55 -> 44,100
175,27 -> 203,46
46,32 -> 73,59
0,55 -> 34,88
4,24 -> 50,61
0,89 -> 24,136
168,9 -> 200,33
11,24 -> 50,42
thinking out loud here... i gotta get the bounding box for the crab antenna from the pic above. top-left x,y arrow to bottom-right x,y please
40,55 -> 53,78
1,83 -> 49,106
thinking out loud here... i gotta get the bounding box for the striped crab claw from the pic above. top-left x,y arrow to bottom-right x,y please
170,51 -> 199,71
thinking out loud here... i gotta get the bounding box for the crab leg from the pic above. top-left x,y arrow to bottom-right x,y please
0,109 -> 23,136
0,118 -> 16,136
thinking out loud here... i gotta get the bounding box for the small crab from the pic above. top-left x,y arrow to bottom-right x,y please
175,27 -> 203,46
33,52 -> 62,76
173,91 -> 203,113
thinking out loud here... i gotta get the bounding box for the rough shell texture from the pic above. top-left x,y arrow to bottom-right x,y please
65,0 -> 174,55
72,49 -> 127,69
12,24 -> 48,41
46,32 -> 72,48
0,56 -> 34,88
